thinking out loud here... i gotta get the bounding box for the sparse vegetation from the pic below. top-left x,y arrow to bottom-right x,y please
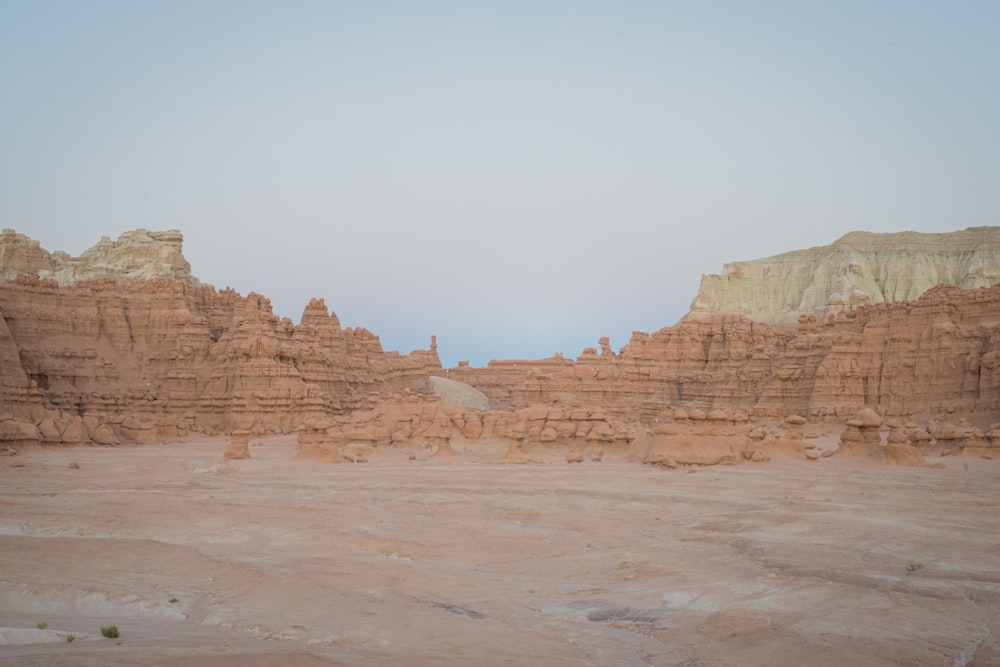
36,621 -> 48,629
379,547 -> 411,559
66,634 -> 75,643
906,562 -> 921,573
169,597 -> 179,603
100,624 -> 119,638
617,558 -> 638,581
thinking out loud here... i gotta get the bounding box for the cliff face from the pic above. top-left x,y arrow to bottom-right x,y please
450,284 -> 1000,423
0,231 -> 442,442
0,228 -> 194,285
686,227 -> 1000,323
2,227 -> 1000,455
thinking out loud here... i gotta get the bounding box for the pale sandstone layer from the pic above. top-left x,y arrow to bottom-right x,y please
687,227 -> 1000,323
0,228 -> 194,285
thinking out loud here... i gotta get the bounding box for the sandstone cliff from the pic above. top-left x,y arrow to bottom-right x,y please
686,227 -> 1000,323
3,227 -> 999,462
0,231 -> 442,443
0,228 -> 195,285
450,284 -> 1000,424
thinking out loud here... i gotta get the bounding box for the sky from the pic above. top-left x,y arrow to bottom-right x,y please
2,1 -> 997,367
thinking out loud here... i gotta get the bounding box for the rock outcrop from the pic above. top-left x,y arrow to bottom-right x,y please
3,227 -> 1000,463
296,394 -> 637,461
426,375 -> 490,410
837,408 -> 928,466
450,284 -> 1000,423
686,227 -> 1000,324
0,231 -> 442,442
224,430 -> 251,460
0,228 -> 195,286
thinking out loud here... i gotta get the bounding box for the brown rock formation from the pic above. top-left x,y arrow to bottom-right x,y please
0,231 -> 442,443
296,418 -> 343,462
451,284 -> 1000,424
293,390 -> 645,462
838,408 -> 927,466
4,227 -> 1000,465
0,415 -> 40,449
0,300 -> 46,421
224,430 -> 251,460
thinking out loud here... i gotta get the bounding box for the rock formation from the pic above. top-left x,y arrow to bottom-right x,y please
224,430 -> 251,460
686,227 -> 1000,323
3,227 -> 1000,465
0,228 -> 194,285
0,231 -> 442,445
450,284 -> 1000,423
837,408 -> 928,466
294,388 -> 639,463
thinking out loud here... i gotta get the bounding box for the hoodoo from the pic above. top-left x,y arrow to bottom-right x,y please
2,227 -> 999,462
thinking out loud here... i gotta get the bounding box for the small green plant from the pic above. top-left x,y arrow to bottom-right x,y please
100,624 -> 119,638
36,621 -> 48,629
906,562 -> 921,573
66,634 -> 75,643
169,597 -> 179,604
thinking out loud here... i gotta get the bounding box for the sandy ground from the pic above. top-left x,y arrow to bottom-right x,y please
1,437 -> 999,667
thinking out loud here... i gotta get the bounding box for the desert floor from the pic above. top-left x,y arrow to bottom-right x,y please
1,437 -> 998,667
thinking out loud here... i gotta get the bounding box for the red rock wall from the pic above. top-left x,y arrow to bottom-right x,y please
3,226 -> 1000,448
0,276 -> 442,438
450,285 -> 1000,423
0,298 -> 46,420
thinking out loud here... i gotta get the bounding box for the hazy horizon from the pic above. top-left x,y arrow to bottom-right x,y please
3,2 -> 997,366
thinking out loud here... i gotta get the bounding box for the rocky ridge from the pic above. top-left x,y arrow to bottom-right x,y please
0,228 -> 195,285
2,228 -> 999,464
0,231 -> 442,447
687,227 -> 1000,323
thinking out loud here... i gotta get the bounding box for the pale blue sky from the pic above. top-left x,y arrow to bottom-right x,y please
2,1 -> 997,366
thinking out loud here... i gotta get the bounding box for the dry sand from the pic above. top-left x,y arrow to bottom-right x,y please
1,437 -> 998,666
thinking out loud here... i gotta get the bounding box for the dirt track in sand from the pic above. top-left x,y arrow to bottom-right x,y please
1,437 -> 999,666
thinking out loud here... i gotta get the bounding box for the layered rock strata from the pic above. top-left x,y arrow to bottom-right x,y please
0,228 -> 194,285
0,232 -> 442,444
838,408 -> 928,466
4,227 -> 1000,461
294,391 -> 815,465
451,285 -> 1000,422
687,227 -> 1000,323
